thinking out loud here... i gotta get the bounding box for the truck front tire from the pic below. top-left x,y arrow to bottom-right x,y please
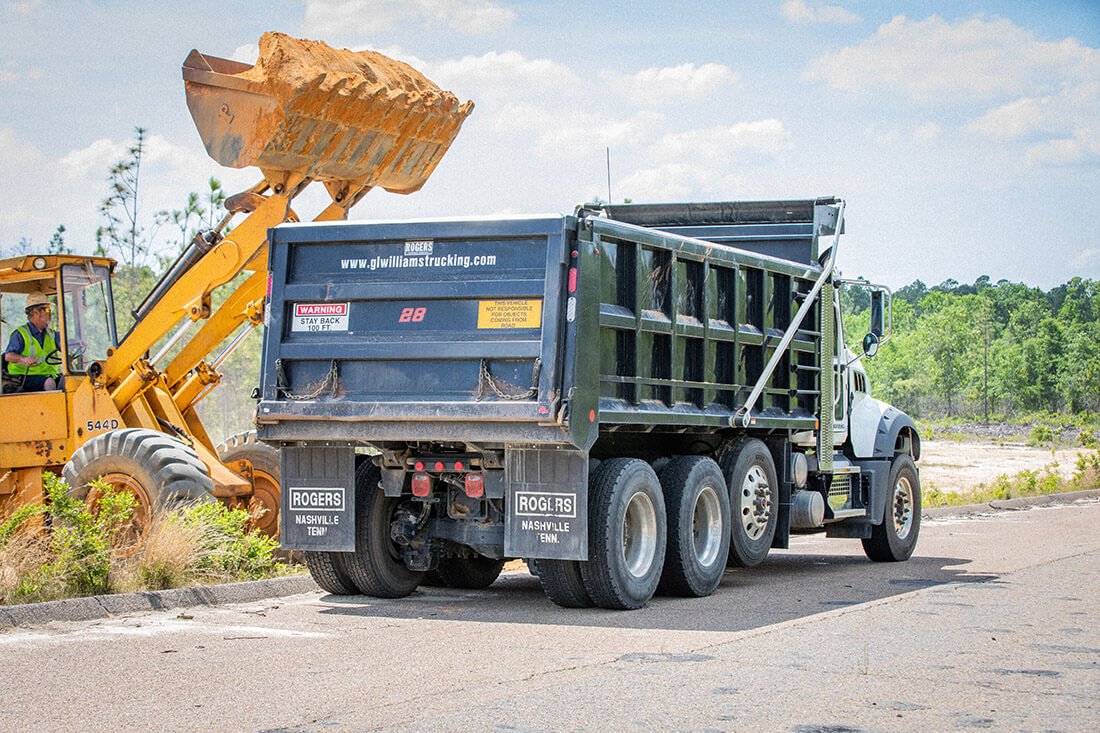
435,556 -> 505,589
862,454 -> 921,562
721,438 -> 779,568
580,458 -> 667,610
538,559 -> 594,608
342,462 -> 424,598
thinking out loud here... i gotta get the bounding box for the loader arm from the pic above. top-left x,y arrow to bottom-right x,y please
93,32 -> 472,506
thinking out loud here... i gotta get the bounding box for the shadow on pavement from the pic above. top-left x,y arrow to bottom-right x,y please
313,549 -> 1001,633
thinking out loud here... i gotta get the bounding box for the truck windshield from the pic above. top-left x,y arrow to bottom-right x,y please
60,263 -> 115,373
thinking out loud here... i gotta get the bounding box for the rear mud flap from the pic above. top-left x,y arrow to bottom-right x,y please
504,446 -> 588,561
280,445 -> 356,551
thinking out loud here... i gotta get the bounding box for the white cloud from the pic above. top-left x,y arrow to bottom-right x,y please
780,0 -> 859,25
229,44 -> 259,64
651,120 -> 792,161
915,122 -> 941,140
7,0 -> 41,14
59,138 -> 128,180
1073,247 -> 1100,272
427,50 -> 579,99
808,15 -> 1100,165
602,63 -> 739,105
617,163 -> 747,202
807,15 -> 1100,102
303,0 -> 515,36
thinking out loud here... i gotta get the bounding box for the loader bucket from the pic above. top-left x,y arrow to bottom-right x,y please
182,32 -> 474,194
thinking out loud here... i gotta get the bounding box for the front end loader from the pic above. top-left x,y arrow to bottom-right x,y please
0,33 -> 472,540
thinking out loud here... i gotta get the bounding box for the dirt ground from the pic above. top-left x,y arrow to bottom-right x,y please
919,439 -> 1086,493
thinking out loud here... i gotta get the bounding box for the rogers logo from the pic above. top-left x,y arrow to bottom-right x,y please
514,491 -> 576,518
404,240 -> 433,256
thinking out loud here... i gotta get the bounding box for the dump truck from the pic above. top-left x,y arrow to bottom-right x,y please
255,197 -> 922,609
0,33 -> 472,540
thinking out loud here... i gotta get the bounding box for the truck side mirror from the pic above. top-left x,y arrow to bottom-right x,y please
862,332 -> 880,358
870,290 -> 884,337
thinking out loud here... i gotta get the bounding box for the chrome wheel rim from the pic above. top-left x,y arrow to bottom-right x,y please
693,485 -> 723,567
741,465 -> 772,541
893,476 -> 914,540
622,491 -> 658,578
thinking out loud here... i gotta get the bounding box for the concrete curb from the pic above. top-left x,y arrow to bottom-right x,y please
0,574 -> 319,630
923,488 -> 1100,519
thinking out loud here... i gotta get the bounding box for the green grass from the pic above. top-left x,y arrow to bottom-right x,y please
0,473 -> 292,606
924,449 -> 1100,508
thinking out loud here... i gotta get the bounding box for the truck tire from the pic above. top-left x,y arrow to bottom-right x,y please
63,428 -> 214,549
580,458 -> 666,610
216,431 -> 281,538
435,557 -> 505,589
862,455 -> 921,562
538,560 -> 593,608
658,456 -> 730,597
342,461 -> 424,598
303,552 -> 358,595
721,438 -> 778,568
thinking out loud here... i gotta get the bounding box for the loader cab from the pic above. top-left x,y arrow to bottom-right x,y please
0,255 -> 117,395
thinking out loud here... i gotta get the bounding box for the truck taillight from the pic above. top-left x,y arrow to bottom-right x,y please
266,272 -> 273,297
411,472 -> 431,497
568,267 -> 577,293
464,473 -> 484,498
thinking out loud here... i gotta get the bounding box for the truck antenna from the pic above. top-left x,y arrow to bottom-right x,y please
606,147 -> 612,204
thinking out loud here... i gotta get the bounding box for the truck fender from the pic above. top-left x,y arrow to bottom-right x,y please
872,407 -> 921,461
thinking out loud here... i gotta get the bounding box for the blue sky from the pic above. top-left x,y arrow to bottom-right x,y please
1,0 -> 1098,288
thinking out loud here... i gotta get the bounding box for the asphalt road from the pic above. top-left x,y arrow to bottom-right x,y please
1,500 -> 1097,732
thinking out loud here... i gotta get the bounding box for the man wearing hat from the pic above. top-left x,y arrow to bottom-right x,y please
3,292 -> 62,392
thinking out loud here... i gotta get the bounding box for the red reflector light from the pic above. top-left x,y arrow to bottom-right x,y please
435,461 -> 445,472
455,461 -> 464,471
465,473 -> 484,498
266,273 -> 273,297
568,267 -> 578,293
414,461 -> 424,472
411,472 -> 431,497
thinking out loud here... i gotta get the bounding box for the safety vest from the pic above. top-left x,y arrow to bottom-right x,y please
8,324 -> 60,378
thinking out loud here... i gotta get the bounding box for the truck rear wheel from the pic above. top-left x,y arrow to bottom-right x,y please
63,428 -> 213,551
538,559 -> 593,608
342,462 -> 424,598
216,431 -> 281,538
721,438 -> 778,568
580,458 -> 666,610
658,456 -> 730,597
303,552 -> 358,595
862,455 -> 921,562
436,556 -> 505,589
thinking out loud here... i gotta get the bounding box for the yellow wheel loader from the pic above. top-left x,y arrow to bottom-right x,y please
0,33 -> 472,539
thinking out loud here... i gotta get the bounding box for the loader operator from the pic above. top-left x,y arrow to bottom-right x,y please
3,293 -> 61,392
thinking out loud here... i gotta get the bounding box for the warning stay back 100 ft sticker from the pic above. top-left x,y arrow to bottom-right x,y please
291,302 -> 350,332
477,300 -> 542,329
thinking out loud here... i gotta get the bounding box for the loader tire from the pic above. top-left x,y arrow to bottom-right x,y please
862,455 -> 921,562
216,431 -> 281,538
63,428 -> 213,551
303,552 -> 358,595
435,556 -> 505,589
342,461 -> 423,598
580,458 -> 666,610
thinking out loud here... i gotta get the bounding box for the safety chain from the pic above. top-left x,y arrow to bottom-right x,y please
476,357 -> 541,401
276,359 -> 340,400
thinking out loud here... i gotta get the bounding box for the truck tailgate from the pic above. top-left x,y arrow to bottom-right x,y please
257,216 -> 572,442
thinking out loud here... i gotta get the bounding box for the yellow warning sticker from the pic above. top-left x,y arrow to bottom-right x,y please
477,299 -> 543,329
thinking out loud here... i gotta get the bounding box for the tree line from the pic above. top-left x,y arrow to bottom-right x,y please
842,276 -> 1100,420
6,128 -> 1094,434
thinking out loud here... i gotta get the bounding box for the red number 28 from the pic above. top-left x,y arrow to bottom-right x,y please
399,307 -> 427,323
